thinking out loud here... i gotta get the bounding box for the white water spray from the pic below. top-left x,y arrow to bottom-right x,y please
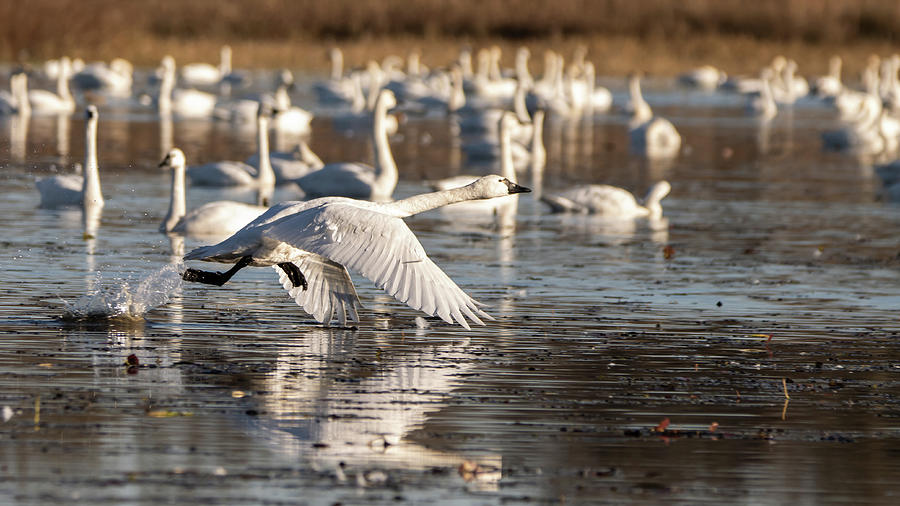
61,264 -> 184,319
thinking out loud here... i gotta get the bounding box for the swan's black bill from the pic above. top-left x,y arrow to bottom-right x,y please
158,155 -> 170,167
505,181 -> 532,194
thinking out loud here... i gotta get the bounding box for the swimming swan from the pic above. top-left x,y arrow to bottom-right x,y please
541,180 -> 671,219
28,56 -> 76,115
186,105 -> 276,201
35,106 -> 103,209
159,148 -> 267,237
293,89 -> 399,201
0,73 -> 30,116
628,74 -> 681,159
181,175 -> 531,328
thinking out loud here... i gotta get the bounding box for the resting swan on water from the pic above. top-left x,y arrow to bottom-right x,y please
35,106 -> 104,209
541,180 -> 671,219
181,175 -> 531,328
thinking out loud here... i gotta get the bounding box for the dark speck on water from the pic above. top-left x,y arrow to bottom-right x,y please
1,68 -> 899,505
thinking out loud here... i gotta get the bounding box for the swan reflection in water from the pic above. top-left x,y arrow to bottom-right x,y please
236,328 -> 502,489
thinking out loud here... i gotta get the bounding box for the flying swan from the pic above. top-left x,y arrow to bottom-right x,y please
181,175 -> 531,328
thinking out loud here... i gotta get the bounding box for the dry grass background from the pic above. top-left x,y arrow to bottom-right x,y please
2,0 -> 900,77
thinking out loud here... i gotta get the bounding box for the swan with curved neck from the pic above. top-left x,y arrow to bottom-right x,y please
294,89 -> 399,201
160,148 -> 267,236
187,104 -> 276,203
541,180 -> 671,219
628,74 -> 681,159
28,56 -> 75,115
36,106 -> 103,209
181,175 -> 531,328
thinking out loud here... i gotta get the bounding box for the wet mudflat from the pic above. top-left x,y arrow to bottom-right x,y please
2,76 -> 900,504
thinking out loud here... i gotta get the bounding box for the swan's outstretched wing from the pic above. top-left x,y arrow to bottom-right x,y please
274,254 -> 362,327
263,202 -> 492,329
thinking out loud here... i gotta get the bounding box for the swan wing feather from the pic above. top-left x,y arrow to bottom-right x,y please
262,201 -> 491,328
275,254 -> 362,327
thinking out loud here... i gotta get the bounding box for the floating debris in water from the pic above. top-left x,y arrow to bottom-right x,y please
61,264 -> 184,320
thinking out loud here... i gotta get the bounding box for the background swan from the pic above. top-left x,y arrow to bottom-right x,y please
181,175 -> 531,328
158,56 -> 217,119
72,58 -> 133,97
628,74 -> 682,159
246,140 -> 324,184
36,106 -> 103,209
28,56 -> 76,115
159,148 -> 267,237
293,89 -> 399,201
0,73 -> 29,116
187,105 -> 276,201
541,180 -> 671,218
180,45 -> 233,87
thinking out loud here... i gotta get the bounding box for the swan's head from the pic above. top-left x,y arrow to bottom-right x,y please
279,69 -> 295,87
159,148 -> 186,169
85,105 -> 98,120
499,111 -> 519,134
467,175 -> 531,199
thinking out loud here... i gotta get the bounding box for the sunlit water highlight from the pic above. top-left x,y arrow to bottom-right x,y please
60,264 -> 183,319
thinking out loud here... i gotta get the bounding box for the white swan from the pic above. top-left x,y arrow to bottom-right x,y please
678,65 -> 727,91
28,56 -> 76,115
270,70 -> 314,135
541,180 -> 671,218
313,47 -> 357,105
72,58 -> 132,97
293,89 -> 399,201
814,56 -> 843,98
186,105 -> 275,199
180,45 -> 234,87
36,106 -> 103,209
0,73 -> 29,116
748,69 -> 777,121
628,74 -> 681,159
159,148 -> 267,237
158,56 -> 217,119
181,175 -> 531,328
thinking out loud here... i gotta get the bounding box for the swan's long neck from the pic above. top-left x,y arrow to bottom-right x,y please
513,83 -> 530,123
162,160 -> 186,232
371,98 -> 398,200
389,184 -> 490,218
219,46 -> 232,75
158,60 -> 175,115
530,110 -> 546,169
15,74 -> 31,116
630,77 -> 653,124
515,48 -> 532,86
642,181 -> 670,220
448,68 -> 465,112
330,48 -> 344,81
256,114 -> 275,192
499,125 -> 514,183
82,114 -> 103,208
58,58 -> 73,106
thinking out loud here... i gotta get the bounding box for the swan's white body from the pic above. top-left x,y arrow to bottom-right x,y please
187,106 -> 276,195
814,56 -> 843,98
748,70 -> 778,121
160,148 -> 267,237
183,175 -> 530,328
72,58 -> 132,97
628,75 -> 681,159
28,57 -> 76,115
157,56 -> 217,119
294,89 -> 399,201
180,46 -> 233,87
541,181 -> 671,219
679,65 -> 727,90
36,106 -> 104,209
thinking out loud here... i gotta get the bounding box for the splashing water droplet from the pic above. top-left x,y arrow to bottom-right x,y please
61,264 -> 184,320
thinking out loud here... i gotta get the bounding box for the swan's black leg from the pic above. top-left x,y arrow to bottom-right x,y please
183,256 -> 253,286
278,262 -> 308,290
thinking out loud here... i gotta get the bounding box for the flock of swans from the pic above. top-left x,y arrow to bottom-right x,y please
11,43 -> 900,328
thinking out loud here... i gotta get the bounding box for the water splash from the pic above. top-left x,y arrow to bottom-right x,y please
61,264 -> 184,320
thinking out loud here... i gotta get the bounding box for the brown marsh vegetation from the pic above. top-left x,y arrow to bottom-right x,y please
2,0 -> 900,76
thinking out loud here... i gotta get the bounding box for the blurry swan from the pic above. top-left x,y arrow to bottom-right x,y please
313,47 -> 356,105
814,56 -> 843,98
28,56 -> 76,115
181,175 -> 531,328
180,45 -> 233,87
159,148 -> 267,237
270,70 -> 313,135
678,65 -> 727,90
72,58 -> 133,97
748,69 -> 777,121
0,73 -> 30,116
628,74 -> 681,159
158,56 -> 217,119
186,105 -> 275,201
541,180 -> 671,218
36,106 -> 104,209
293,89 -> 399,200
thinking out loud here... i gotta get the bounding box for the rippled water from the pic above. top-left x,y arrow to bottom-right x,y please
2,73 -> 900,504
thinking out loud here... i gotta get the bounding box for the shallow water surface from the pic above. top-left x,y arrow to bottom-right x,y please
1,75 -> 900,504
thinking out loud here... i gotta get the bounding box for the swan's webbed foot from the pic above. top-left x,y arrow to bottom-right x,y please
278,262 -> 307,290
183,256 -> 253,286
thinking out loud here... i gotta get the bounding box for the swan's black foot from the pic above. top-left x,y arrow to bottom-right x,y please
183,256 -> 253,286
278,262 -> 308,290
